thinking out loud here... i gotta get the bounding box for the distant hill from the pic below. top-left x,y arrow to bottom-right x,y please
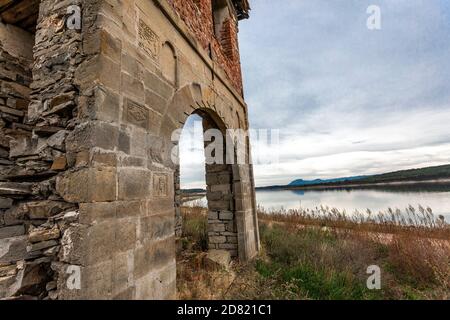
258,164 -> 450,190
289,176 -> 368,187
181,188 -> 206,194
357,164 -> 450,184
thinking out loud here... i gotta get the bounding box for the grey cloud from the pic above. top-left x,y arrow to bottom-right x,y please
179,1 -> 450,187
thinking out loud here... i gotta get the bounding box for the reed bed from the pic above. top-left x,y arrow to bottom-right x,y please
257,205 -> 450,239
178,204 -> 450,299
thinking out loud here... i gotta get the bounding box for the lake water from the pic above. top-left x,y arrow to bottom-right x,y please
256,187 -> 450,221
187,185 -> 450,222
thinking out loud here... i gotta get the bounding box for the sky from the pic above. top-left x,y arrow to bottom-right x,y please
180,0 -> 450,188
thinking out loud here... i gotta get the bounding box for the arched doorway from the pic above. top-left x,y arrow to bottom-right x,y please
175,110 -> 238,257
162,83 -> 260,262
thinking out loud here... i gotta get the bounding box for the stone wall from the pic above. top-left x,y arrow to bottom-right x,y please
202,117 -> 238,257
1,0 -> 259,300
0,0 -> 97,300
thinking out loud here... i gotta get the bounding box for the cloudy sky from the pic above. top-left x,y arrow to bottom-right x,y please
180,0 -> 450,188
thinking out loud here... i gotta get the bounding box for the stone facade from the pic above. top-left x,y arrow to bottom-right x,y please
0,0 -> 259,300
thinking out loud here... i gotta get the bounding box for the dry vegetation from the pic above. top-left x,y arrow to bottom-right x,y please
176,206 -> 236,300
177,205 -> 450,300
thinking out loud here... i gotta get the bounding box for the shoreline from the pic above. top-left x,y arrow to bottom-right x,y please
257,178 -> 450,192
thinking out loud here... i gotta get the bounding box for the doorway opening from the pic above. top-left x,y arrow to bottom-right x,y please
175,111 -> 238,299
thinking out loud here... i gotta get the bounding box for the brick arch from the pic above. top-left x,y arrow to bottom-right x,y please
159,83 -> 232,134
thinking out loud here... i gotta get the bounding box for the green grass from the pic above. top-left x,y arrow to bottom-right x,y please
179,206 -> 449,300
255,223 -> 384,299
253,222 -> 449,300
255,260 -> 379,300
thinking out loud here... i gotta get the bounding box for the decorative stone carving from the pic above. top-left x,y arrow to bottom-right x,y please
124,99 -> 149,130
153,173 -> 168,197
138,20 -> 159,60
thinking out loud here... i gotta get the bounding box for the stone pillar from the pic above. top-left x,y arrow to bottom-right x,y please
1,0 -> 259,300
53,0 -> 177,300
202,117 -> 239,257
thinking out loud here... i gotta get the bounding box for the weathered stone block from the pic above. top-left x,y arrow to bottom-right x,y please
208,223 -> 225,233
90,86 -> 120,123
27,201 -> 72,220
219,211 -> 234,221
47,130 -> 68,151
50,156 -> 67,171
134,237 -> 175,279
28,227 -> 60,243
121,53 -> 140,77
9,136 -> 46,158
113,287 -> 135,300
91,151 -> 118,167
66,122 -> 119,153
112,251 -> 132,295
27,240 -> 58,253
0,225 -> 25,239
83,260 -> 113,299
225,221 -> 236,232
209,236 -> 226,244
145,89 -> 168,115
207,211 -> 218,220
208,200 -> 231,211
56,168 -> 117,203
116,201 -> 146,219
120,156 -> 146,168
60,222 -> 115,266
116,132 -> 130,157
121,73 -> 144,103
204,250 -> 231,271
218,243 -> 238,250
143,70 -> 174,101
0,182 -> 33,196
75,55 -> 121,92
227,236 -> 238,244
207,191 -> 224,202
115,219 -> 137,252
118,169 -> 151,200
0,198 -> 13,209
129,128 -> 147,158
122,98 -> 150,131
134,262 -> 176,300
140,213 -> 174,243
99,30 -> 122,63
79,202 -> 116,225
0,236 -> 28,264
3,204 -> 27,226
146,198 -> 174,216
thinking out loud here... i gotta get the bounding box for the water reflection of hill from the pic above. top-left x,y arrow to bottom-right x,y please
285,182 -> 450,195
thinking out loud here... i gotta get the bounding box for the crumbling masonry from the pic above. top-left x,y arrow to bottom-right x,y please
0,0 -> 259,299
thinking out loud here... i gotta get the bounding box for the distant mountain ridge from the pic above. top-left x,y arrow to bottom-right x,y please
289,176 -> 368,187
258,164 -> 450,190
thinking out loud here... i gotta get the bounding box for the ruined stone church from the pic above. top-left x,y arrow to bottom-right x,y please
0,0 -> 259,299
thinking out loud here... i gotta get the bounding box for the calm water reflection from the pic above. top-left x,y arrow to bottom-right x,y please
185,185 -> 450,221
256,187 -> 450,221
